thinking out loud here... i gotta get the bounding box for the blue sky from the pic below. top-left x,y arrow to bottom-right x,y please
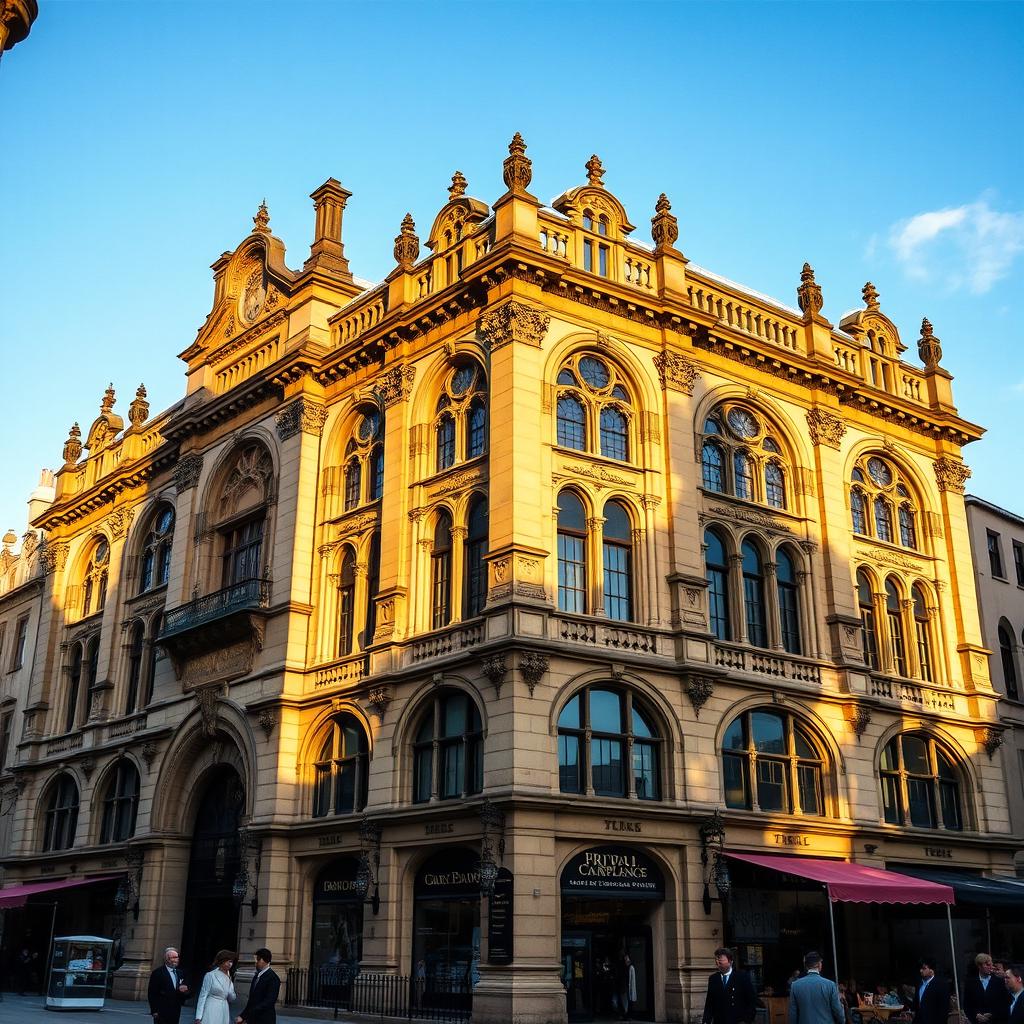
1,0 -> 1021,536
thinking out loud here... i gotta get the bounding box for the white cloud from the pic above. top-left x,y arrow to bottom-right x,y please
887,196 -> 1024,294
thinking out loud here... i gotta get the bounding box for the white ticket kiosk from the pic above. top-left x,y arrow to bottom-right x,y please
46,935 -> 113,1010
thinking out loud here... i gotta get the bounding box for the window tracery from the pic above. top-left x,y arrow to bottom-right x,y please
343,409 -> 384,511
81,537 -> 109,617
700,404 -> 789,510
312,713 -> 369,817
555,354 -> 632,462
139,505 -> 174,593
880,733 -> 964,831
854,569 -> 937,682
849,455 -> 919,550
412,690 -> 483,803
434,362 -> 487,473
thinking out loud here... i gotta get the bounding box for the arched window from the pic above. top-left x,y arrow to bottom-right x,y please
125,621 -> 146,714
557,492 -> 587,614
602,501 -> 633,622
913,585 -> 934,684
344,457 -> 362,511
999,623 -> 1019,701
742,541 -> 767,649
467,399 -> 487,459
555,354 -> 632,461
433,363 -> 487,471
849,455 -> 920,550
82,538 -> 110,617
723,709 -> 825,815
140,506 -> 174,593
143,614 -> 161,707
313,713 -> 369,817
99,760 -> 139,844
369,444 -> 385,502
65,643 -> 84,732
338,549 -> 356,657
42,774 -> 79,851
340,409 -> 384,510
73,635 -> 101,727
363,531 -> 381,646
856,569 -> 879,670
464,496 -> 488,618
214,443 -> 274,588
704,529 -> 730,641
557,686 -> 661,800
777,549 -> 801,655
885,578 -> 907,676
431,512 -> 453,629
698,405 -> 790,509
412,691 -> 483,803
880,734 -> 964,831
435,413 -> 456,472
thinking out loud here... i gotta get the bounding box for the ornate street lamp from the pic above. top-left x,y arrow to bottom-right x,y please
698,809 -> 727,915
355,816 -> 382,915
479,800 -> 506,897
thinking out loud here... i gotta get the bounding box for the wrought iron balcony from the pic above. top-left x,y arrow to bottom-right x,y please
159,578 -> 271,664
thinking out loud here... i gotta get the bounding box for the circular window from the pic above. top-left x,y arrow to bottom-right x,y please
450,365 -> 477,397
94,539 -> 109,564
867,457 -> 893,487
578,356 -> 610,390
358,412 -> 380,442
156,508 -> 174,535
727,408 -> 759,439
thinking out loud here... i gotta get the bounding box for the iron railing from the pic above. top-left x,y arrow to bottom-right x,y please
284,967 -> 471,1021
160,578 -> 270,637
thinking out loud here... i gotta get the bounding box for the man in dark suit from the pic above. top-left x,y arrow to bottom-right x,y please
911,957 -> 952,1024
703,947 -> 758,1024
236,947 -> 281,1024
147,947 -> 189,1024
1005,966 -> 1024,1024
965,954 -> 1011,1024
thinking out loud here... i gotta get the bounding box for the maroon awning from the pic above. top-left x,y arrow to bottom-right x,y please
724,852 -> 955,905
0,876 -> 116,908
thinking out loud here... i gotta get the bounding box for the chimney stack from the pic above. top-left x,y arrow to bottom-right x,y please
304,178 -> 353,279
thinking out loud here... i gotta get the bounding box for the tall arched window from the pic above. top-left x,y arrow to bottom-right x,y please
742,541 -> 767,649
723,709 -> 825,815
875,497 -> 894,543
856,570 -> 879,670
556,395 -> 587,451
412,691 -> 483,803
431,512 -> 453,629
880,734 -> 964,831
765,461 -> 786,510
65,643 -> 84,732
433,363 -> 487,470
851,484 -> 868,534
557,492 -> 588,614
338,549 -> 356,657
602,501 -> 633,622
140,506 -> 174,593
125,621 -> 145,713
99,760 -> 139,844
435,413 -> 456,472
340,409 -> 384,510
698,405 -> 790,509
313,713 -> 369,817
369,443 -> 385,502
899,504 -> 917,549
555,354 -> 632,461
599,407 -> 629,461
42,774 -> 79,851
464,496 -> 488,618
849,456 -> 919,550
467,400 -> 487,459
363,531 -> 381,646
777,548 -> 801,655
557,686 -> 662,800
734,452 -> 755,501
704,529 -> 730,641
702,440 -> 726,493
344,456 -> 362,512
214,443 -> 273,588
885,578 -> 907,676
143,614 -> 161,707
82,538 -> 110,617
999,623 -> 1019,701
912,585 -> 934,683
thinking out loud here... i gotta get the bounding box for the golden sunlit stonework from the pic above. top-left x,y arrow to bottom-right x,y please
1,138 -> 1010,1023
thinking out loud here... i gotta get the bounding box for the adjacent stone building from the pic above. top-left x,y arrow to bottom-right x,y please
0,139 -> 1013,1023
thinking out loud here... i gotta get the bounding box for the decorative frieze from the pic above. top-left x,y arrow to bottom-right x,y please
805,408 -> 846,449
479,300 -> 550,351
652,352 -> 700,394
174,452 -> 203,493
275,398 -> 329,440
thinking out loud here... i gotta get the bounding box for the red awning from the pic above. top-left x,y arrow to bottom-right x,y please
0,876 -> 115,908
724,852 -> 955,905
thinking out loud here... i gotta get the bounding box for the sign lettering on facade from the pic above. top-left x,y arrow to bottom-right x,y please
924,847 -> 953,859
487,868 -> 513,965
772,834 -> 810,847
318,834 -> 345,847
560,846 -> 665,900
425,823 -> 454,835
603,819 -> 642,833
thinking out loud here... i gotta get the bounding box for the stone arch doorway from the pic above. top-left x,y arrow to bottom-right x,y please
180,764 -> 245,975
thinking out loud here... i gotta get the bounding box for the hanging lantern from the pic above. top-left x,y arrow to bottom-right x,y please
714,856 -> 731,899
479,858 -> 499,897
354,856 -> 371,900
232,869 -> 248,908
113,879 -> 130,913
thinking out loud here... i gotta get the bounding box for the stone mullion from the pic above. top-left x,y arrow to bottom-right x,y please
316,550 -> 338,663
873,591 -> 894,674
352,561 -> 369,652
764,561 -> 783,651
417,538 -> 433,634
728,554 -> 747,644
449,526 -> 468,623
796,570 -> 816,659
641,500 -> 661,626
588,517 -> 606,617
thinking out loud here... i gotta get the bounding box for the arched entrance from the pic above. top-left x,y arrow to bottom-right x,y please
180,765 -> 245,974
560,846 -> 665,1023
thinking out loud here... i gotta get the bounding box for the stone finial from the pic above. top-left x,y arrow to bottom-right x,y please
62,422 -> 83,467
448,171 -> 467,201
502,132 -> 532,194
393,213 -> 420,270
862,281 -> 880,310
585,154 -> 606,187
253,199 -> 271,234
2,531 -> 16,549
918,317 -> 943,370
797,262 -> 824,316
128,384 -> 149,428
651,193 -> 679,251
100,383 -> 116,413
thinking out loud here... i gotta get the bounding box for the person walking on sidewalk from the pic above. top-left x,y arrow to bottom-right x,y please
235,948 -> 281,1024
148,947 -> 190,1024
788,952 -> 844,1024
703,948 -> 757,1024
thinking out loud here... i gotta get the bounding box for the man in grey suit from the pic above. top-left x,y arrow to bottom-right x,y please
789,952 -> 845,1024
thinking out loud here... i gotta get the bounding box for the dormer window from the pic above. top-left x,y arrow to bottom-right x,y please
581,209 -> 610,277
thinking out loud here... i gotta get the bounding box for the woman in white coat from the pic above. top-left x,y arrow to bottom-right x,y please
194,949 -> 237,1024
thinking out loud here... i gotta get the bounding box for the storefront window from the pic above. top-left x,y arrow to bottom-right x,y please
880,733 -> 964,830
309,857 -> 363,1005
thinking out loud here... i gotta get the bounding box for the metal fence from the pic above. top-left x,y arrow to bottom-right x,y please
284,968 -> 471,1021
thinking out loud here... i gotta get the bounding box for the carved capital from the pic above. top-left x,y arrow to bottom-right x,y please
256,708 -> 277,741
106,506 -> 135,540
683,674 -> 714,718
367,685 -> 392,723
479,300 -> 550,351
481,654 -> 507,697
372,364 -> 416,408
174,452 -> 203,493
805,408 -> 846,450
976,727 -> 1004,760
844,703 -> 871,739
275,398 -> 329,441
40,541 -> 70,575
934,456 -> 971,494
652,351 -> 700,395
518,651 -> 549,697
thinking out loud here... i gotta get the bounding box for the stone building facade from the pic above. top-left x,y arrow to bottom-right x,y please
0,139 -> 1012,1023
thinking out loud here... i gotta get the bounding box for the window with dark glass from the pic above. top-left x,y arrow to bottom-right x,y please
912,585 -> 933,683
143,614 -> 161,707
344,458 -> 362,511
65,644 -> 83,731
875,498 -> 894,543
468,400 -> 487,459
999,623 -> 1019,701
82,538 -> 110,616
880,734 -> 963,831
0,711 -> 12,771
599,407 -> 629,461
11,615 -> 28,670
856,569 -> 879,669
337,549 -> 356,657
885,578 -> 907,676
699,406 -> 788,509
342,410 -> 385,509
464,497 -> 488,618
722,710 -> 824,815
734,452 -> 755,501
988,531 -> 1005,578
313,713 -> 369,817
557,686 -> 661,800
221,517 -> 264,586
436,414 -> 456,472
704,529 -> 730,641
99,760 -> 139,844
125,621 -> 145,713
702,442 -> 726,493
140,506 -> 174,593
899,504 -> 917,549
777,548 -> 801,655
431,512 -> 452,629
765,462 -> 786,510
851,488 -> 867,535
556,395 -> 587,451
557,492 -> 587,614
412,691 -> 483,803
602,501 -> 633,622
742,541 -> 767,648
433,363 -> 487,471
1014,541 -> 1024,588
555,354 -> 631,460
364,531 -> 380,646
43,773 -> 79,852
369,444 -> 384,502
850,456 -> 919,549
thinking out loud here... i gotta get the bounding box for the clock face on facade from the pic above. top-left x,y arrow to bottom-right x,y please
867,457 -> 893,487
241,269 -> 266,323
727,408 -> 758,438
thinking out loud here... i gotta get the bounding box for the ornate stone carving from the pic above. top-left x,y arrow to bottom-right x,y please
653,352 -> 700,394
195,686 -> 221,738
62,422 -> 83,466
81,757 -> 96,781
257,708 -> 276,741
683,675 -> 714,718
174,452 -> 203,493
128,384 -> 149,428
367,686 -> 391,723
40,541 -> 70,575
518,651 -> 549,697
448,171 -> 467,200
275,398 -> 329,440
978,727 -> 1004,759
585,154 -> 606,187
252,199 -> 270,235
918,318 -> 943,370
479,300 -> 550,351
393,213 -> 419,270
805,408 -> 846,449
107,506 -> 135,540
482,654 -> 507,697
141,741 -> 159,772
705,504 -> 792,535
862,281 -> 880,310
650,194 -> 679,251
559,463 -> 632,489
502,132 -> 532,194
845,704 -> 871,739
797,263 -> 823,316
934,456 -> 971,494
372,364 -> 416,408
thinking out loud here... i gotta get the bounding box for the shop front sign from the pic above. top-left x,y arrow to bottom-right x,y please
315,856 -> 362,903
924,847 -> 953,859
560,846 -> 665,900
415,848 -> 481,899
771,833 -> 810,847
487,868 -> 513,965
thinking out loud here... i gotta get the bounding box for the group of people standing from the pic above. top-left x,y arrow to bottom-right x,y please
147,946 -> 281,1024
